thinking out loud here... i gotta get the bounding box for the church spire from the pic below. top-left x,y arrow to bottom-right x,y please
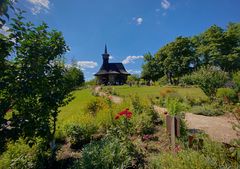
104,44 -> 108,54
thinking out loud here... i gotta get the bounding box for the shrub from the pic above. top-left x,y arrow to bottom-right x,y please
131,111 -> 155,135
181,66 -> 228,97
216,88 -> 237,104
0,138 -> 49,169
149,150 -> 212,169
64,123 -> 97,148
70,138 -> 132,169
233,71 -> 240,92
84,97 -> 108,116
190,105 -> 224,116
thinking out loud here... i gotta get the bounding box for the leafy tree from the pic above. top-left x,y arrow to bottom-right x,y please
127,74 -> 140,86
222,23 -> 240,72
141,52 -> 164,81
195,25 -> 225,67
64,66 -> 85,89
0,0 -> 16,27
0,13 -> 73,153
155,36 -> 196,84
181,66 -> 228,97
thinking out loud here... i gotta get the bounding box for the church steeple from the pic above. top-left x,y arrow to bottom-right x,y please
102,44 -> 109,65
104,44 -> 108,54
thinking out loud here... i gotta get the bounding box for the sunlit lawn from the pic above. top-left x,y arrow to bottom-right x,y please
57,88 -> 95,131
112,85 -> 207,99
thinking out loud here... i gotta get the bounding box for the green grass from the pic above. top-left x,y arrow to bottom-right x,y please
112,85 -> 207,99
57,88 -> 95,131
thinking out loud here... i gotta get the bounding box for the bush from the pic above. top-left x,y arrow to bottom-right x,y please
149,150 -> 212,169
216,88 -> 237,104
70,138 -> 132,169
64,123 -> 97,148
84,97 -> 108,116
233,71 -> 240,92
181,66 -> 228,97
131,111 -> 155,135
0,138 -> 49,169
149,139 -> 238,169
190,105 -> 224,116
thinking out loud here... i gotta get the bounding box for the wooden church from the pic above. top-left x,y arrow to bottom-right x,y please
94,45 -> 130,85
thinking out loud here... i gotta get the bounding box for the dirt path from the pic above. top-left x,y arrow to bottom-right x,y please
185,113 -> 239,143
94,86 -> 123,104
153,105 -> 239,143
94,86 -> 239,143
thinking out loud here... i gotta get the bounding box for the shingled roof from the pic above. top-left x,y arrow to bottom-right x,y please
94,45 -> 130,76
95,63 -> 130,76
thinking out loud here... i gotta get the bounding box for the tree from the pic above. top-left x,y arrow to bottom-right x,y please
222,23 -> 240,72
155,36 -> 196,84
127,74 -> 140,86
0,0 -> 16,28
141,52 -> 164,81
64,66 -> 85,89
181,66 -> 228,97
0,13 -> 72,151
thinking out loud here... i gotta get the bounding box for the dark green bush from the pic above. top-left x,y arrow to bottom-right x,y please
190,105 -> 224,116
216,88 -> 237,103
64,123 -> 97,148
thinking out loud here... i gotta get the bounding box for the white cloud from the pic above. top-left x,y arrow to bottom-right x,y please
27,0 -> 50,14
127,69 -> 141,74
155,8 -> 161,12
132,17 -> 143,25
122,56 -> 144,64
0,25 -> 10,36
161,0 -> 170,9
109,55 -> 114,60
77,61 -> 98,69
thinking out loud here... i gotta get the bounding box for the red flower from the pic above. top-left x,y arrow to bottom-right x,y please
115,108 -> 132,120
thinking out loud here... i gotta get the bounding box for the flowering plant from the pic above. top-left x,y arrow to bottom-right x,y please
115,108 -> 132,120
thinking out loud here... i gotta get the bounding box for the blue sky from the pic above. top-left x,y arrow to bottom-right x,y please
10,0 -> 240,80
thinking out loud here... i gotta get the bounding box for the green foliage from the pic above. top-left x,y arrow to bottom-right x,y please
149,139 -> 237,169
181,66 -> 228,97
85,78 -> 97,86
149,150 -> 212,169
84,97 -> 108,116
102,86 -> 119,96
156,36 -> 196,84
0,0 -> 16,27
70,138 -> 132,169
141,52 -> 164,81
0,138 -> 50,169
190,104 -> 224,116
166,98 -> 186,116
127,74 -> 140,86
64,66 -> 84,90
64,123 -> 97,148
233,71 -> 240,92
216,88 -> 237,103
131,109 -> 155,135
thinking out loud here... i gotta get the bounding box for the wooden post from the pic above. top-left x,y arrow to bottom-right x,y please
171,115 -> 175,154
